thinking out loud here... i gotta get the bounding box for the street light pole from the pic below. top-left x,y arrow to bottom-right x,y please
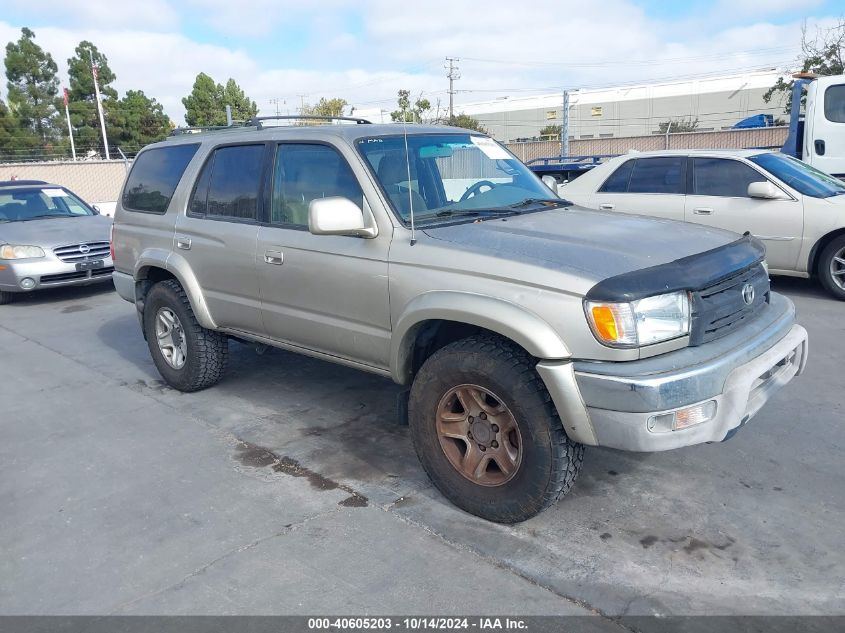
90,50 -> 110,159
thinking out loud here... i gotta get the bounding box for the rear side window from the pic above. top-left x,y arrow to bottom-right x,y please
270,143 -> 363,227
598,159 -> 634,192
627,157 -> 685,194
692,158 -> 766,197
189,144 -> 264,221
824,84 -> 845,123
122,143 -> 199,213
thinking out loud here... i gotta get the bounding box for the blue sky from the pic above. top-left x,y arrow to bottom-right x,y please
1,0 -> 843,121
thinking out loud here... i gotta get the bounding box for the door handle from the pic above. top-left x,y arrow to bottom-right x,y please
815,139 -> 826,156
263,250 -> 284,265
599,203 -> 615,210
176,237 -> 191,250
693,207 -> 713,215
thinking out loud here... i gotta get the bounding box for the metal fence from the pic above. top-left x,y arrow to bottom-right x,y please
504,126 -> 790,163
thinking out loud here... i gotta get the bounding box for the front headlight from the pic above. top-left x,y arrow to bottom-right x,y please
0,244 -> 46,260
586,291 -> 691,348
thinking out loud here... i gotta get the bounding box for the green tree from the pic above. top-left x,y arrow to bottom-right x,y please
764,19 -> 844,113
221,78 -> 257,122
66,41 -> 118,154
182,74 -> 257,126
182,72 -> 223,126
110,90 -> 171,151
539,123 -> 562,139
447,113 -> 488,133
300,97 -> 348,119
390,89 -> 431,123
4,27 -> 61,143
658,117 -> 699,133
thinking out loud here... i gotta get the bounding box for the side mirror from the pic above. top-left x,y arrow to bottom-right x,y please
91,204 -> 101,215
748,181 -> 785,200
541,175 -> 559,194
309,197 -> 376,237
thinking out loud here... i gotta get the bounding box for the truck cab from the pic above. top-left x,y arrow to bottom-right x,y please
782,73 -> 845,178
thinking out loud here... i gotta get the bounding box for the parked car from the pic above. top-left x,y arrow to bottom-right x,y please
560,150 -> 845,299
0,180 -> 114,305
112,120 -> 808,523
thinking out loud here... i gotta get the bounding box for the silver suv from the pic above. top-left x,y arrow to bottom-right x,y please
112,118 -> 809,522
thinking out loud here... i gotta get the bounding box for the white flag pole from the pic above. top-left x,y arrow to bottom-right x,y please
63,88 -> 76,160
90,50 -> 110,160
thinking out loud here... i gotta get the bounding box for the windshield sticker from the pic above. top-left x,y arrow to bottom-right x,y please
42,188 -> 69,198
470,136 -> 510,160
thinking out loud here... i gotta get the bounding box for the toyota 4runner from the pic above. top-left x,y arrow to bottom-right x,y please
112,117 -> 809,523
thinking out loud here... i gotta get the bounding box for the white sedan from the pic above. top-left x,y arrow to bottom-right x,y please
560,149 -> 845,299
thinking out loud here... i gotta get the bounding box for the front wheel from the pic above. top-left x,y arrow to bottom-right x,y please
0,290 -> 15,305
143,279 -> 228,392
818,235 -> 845,301
408,335 -> 583,523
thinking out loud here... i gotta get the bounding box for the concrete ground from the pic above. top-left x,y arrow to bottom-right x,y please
0,277 -> 842,624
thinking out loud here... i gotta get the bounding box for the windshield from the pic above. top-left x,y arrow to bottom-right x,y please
749,153 -> 845,198
357,133 -> 562,224
0,187 -> 95,222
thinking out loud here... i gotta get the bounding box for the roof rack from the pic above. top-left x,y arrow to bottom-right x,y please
247,115 -> 372,129
168,124 -> 252,137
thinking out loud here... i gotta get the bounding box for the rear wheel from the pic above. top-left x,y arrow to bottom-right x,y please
408,334 -> 583,523
143,279 -> 228,391
0,291 -> 14,305
818,235 -> 845,300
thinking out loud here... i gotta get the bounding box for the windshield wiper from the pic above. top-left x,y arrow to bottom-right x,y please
505,197 -> 572,209
19,214 -> 74,222
432,208 -> 516,218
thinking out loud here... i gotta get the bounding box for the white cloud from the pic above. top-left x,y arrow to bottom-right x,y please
4,0 -> 179,31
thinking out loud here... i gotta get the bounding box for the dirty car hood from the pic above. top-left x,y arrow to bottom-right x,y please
422,207 -> 741,284
0,215 -> 112,250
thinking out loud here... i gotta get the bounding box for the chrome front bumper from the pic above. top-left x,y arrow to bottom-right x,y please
0,255 -> 114,292
539,293 -> 808,451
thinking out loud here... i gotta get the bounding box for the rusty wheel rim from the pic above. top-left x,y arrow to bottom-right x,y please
435,384 -> 523,487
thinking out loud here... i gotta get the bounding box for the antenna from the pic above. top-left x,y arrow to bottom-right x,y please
402,113 -> 416,246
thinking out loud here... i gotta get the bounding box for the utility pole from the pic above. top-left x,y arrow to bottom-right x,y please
561,90 -> 570,158
445,57 -> 460,121
269,98 -> 281,116
63,87 -> 76,160
89,50 -> 110,160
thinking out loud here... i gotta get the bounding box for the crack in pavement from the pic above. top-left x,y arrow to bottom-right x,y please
108,506 -> 342,614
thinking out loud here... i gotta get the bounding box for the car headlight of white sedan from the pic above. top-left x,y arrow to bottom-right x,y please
586,291 -> 691,348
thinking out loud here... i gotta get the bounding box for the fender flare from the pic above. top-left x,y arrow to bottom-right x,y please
390,290 -> 570,384
134,249 -> 217,330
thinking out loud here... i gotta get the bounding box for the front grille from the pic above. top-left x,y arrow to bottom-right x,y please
689,263 -> 770,346
53,241 -> 110,263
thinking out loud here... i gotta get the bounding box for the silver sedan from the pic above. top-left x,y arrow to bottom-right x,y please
0,180 -> 114,305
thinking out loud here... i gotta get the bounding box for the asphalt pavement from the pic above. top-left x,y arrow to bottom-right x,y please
1,276 -> 842,624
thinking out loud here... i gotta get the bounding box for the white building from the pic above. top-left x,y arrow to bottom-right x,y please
358,69 -> 788,142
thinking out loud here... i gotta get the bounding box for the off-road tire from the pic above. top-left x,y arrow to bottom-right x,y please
0,290 -> 15,305
818,235 -> 845,301
143,279 -> 228,392
408,334 -> 584,523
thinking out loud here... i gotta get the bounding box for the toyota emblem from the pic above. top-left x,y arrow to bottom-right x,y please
742,283 -> 755,305
79,244 -> 91,254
